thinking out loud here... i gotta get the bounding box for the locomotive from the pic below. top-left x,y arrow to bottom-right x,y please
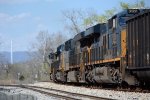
49,9 -> 150,86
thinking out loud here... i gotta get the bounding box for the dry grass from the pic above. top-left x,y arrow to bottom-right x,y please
0,80 -> 16,85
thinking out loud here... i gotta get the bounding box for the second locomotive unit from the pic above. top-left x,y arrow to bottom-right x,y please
49,9 -> 150,86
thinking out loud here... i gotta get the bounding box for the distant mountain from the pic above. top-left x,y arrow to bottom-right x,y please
0,51 -> 32,63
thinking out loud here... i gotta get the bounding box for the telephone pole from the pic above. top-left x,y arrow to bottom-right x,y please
11,40 -> 13,64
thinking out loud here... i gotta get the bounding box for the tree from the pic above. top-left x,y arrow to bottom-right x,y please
62,8 -> 111,35
84,8 -> 116,27
120,0 -> 146,9
30,31 -> 53,78
0,56 -> 10,80
63,0 -> 147,30
83,10 -> 101,28
0,37 -> 11,80
52,31 -> 67,50
62,8 -> 117,31
28,30 -> 67,81
31,31 -> 54,62
32,31 -> 67,61
62,9 -> 86,36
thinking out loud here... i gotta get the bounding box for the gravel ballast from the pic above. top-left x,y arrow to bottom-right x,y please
28,82 -> 150,100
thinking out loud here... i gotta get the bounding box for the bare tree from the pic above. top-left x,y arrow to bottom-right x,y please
62,9 -> 86,36
28,30 -> 67,81
32,31 -> 53,68
62,8 -> 116,34
31,31 -> 53,62
52,31 -> 67,51
0,37 -> 12,83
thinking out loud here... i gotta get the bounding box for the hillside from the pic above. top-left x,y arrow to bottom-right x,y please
0,51 -> 31,63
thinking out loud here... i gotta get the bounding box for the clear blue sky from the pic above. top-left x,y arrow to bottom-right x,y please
0,0 -> 149,51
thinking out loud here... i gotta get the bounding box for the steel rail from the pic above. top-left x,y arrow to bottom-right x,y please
0,85 -> 112,100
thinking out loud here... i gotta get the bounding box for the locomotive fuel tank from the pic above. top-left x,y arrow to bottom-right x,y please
67,71 -> 79,82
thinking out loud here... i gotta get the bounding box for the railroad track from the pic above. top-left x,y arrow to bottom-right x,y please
55,82 -> 150,93
0,85 -> 112,100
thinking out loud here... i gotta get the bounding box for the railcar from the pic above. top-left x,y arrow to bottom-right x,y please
49,9 -> 150,86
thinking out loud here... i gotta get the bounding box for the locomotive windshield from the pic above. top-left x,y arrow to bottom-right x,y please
108,16 -> 117,29
119,17 -> 126,26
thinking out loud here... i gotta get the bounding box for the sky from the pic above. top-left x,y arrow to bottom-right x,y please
0,0 -> 150,51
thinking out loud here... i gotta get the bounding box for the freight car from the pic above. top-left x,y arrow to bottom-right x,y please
49,9 -> 150,86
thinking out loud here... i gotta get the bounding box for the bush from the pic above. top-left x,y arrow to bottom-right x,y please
19,75 -> 25,81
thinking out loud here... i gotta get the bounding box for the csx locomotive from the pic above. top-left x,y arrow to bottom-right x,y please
49,9 -> 150,86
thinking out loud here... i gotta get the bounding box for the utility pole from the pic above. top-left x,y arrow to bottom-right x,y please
137,0 -> 139,7
11,40 -> 13,64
